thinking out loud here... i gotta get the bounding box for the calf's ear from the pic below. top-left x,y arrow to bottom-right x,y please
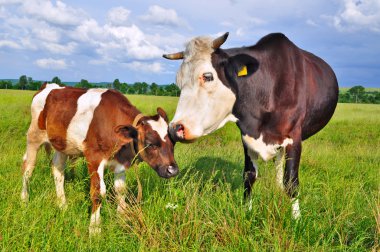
115,125 -> 138,144
157,107 -> 169,123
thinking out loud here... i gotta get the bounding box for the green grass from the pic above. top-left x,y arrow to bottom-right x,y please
0,89 -> 379,251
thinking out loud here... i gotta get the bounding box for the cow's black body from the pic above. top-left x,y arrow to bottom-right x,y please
211,33 -> 338,199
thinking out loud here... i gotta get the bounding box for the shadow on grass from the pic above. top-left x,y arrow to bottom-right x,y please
189,156 -> 243,192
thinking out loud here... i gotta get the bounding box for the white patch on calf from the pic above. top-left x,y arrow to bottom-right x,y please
98,159 -> 107,197
31,83 -> 64,120
148,116 -> 168,142
242,134 -> 293,161
66,89 -> 107,154
89,205 -> 101,235
52,152 -> 67,208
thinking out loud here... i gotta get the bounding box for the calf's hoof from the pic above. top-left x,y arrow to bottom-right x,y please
89,225 -> 101,236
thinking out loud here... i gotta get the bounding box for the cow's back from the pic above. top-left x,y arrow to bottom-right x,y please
249,34 -> 338,140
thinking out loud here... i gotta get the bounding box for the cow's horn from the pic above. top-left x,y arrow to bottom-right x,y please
162,51 -> 184,60
212,32 -> 229,49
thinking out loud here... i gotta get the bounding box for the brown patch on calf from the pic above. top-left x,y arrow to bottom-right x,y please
84,90 -> 140,163
44,88 -> 87,151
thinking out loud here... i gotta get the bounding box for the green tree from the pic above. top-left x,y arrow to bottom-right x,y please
75,79 -> 93,89
164,83 -> 180,96
133,82 -> 149,94
126,84 -> 136,94
348,86 -> 365,103
150,82 -> 159,96
120,82 -> 128,93
29,81 -> 42,90
113,79 -> 121,91
0,80 -> 12,89
52,76 -> 62,84
18,75 -> 28,90
27,77 -> 33,89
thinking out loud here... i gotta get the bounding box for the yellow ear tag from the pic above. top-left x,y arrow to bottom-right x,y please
238,65 -> 247,76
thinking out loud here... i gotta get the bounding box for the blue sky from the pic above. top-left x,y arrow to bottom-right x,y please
0,0 -> 379,87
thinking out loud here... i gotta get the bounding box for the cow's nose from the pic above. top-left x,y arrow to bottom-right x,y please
169,123 -> 184,141
167,165 -> 179,177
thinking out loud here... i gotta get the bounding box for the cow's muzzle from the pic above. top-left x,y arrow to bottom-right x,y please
169,122 -> 185,142
156,165 -> 179,178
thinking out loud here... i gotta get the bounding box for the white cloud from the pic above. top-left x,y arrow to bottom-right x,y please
124,61 -> 163,73
0,0 -> 22,4
306,19 -> 319,27
34,58 -> 67,69
73,22 -> 163,61
0,40 -> 21,49
107,6 -> 131,26
42,41 -> 77,55
21,0 -> 86,26
330,0 -> 380,32
140,5 -> 187,28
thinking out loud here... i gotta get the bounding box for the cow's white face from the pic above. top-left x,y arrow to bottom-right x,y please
169,36 -> 237,141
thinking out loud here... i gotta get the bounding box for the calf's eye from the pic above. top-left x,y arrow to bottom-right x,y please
202,72 -> 214,82
147,144 -> 158,150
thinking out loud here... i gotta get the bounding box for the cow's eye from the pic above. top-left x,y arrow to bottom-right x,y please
202,72 -> 214,82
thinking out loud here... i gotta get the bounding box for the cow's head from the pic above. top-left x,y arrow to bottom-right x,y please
163,32 -> 252,142
116,108 -> 179,178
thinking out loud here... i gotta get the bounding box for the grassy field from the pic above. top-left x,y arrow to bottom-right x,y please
0,89 -> 379,251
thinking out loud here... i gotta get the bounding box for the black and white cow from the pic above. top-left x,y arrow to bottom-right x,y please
163,32 -> 338,218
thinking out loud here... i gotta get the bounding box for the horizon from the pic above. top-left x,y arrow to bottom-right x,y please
1,77 -> 378,89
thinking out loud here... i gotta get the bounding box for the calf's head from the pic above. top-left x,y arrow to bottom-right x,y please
116,108 -> 179,178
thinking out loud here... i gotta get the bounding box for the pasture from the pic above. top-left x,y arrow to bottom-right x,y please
0,89 -> 379,251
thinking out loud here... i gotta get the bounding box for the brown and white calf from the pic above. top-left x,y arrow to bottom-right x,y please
21,83 -> 179,234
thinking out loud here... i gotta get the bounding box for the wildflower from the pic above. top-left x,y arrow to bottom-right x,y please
165,203 -> 178,210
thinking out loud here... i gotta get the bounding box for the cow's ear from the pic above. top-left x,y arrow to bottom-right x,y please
115,125 -> 138,144
157,107 -> 169,123
227,54 -> 259,78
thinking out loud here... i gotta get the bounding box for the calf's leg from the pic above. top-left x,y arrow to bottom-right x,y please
113,163 -> 127,214
21,129 -> 46,203
87,159 -> 107,235
52,151 -> 67,208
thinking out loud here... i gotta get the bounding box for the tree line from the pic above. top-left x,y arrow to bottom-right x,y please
0,75 -> 181,97
1,75 -> 380,103
338,85 -> 380,104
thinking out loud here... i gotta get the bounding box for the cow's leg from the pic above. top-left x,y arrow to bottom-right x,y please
21,129 -> 45,203
284,139 -> 302,219
88,159 -> 107,235
275,148 -> 285,190
113,163 -> 127,214
52,151 -> 68,208
243,144 -> 258,211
